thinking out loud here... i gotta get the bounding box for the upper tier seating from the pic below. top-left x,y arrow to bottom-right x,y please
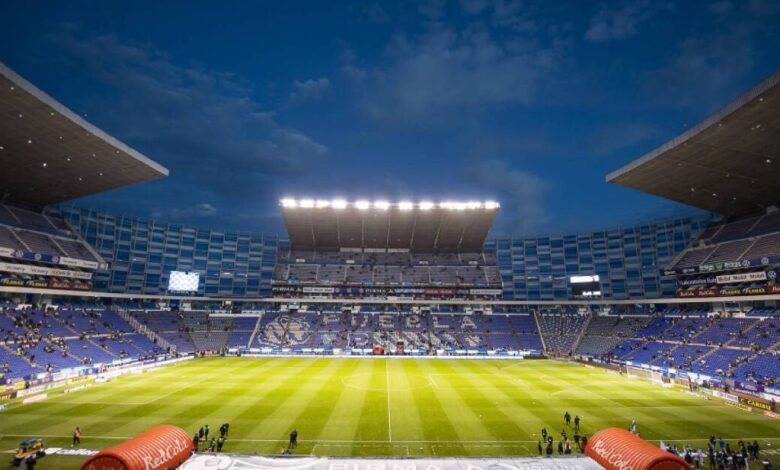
273,249 -> 501,287
670,212 -> 780,271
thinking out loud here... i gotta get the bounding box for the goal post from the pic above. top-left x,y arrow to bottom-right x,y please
626,365 -> 664,385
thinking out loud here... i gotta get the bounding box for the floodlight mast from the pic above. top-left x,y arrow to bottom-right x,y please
278,199 -> 500,210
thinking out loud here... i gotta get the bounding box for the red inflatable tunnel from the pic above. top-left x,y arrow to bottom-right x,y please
81,425 -> 194,470
585,428 -> 691,470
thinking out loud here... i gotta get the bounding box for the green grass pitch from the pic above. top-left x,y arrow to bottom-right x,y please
1,357 -> 778,468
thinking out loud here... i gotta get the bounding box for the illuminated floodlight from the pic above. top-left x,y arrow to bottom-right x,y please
570,275 -> 600,283
466,201 -> 482,210
484,201 -> 500,210
315,200 -> 331,208
280,198 -> 298,208
355,200 -> 371,210
419,201 -> 435,210
331,199 -> 348,209
299,199 -> 315,208
439,201 -> 454,210
398,201 -> 414,211
374,200 -> 391,210
453,202 -> 467,210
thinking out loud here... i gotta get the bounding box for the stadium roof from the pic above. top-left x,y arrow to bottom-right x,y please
0,62 -> 169,209
607,70 -> 780,218
279,199 -> 500,252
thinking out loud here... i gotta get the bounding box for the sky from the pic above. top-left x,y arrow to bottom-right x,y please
1,0 -> 779,238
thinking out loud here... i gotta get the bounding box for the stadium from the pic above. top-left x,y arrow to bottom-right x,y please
0,33 -> 780,470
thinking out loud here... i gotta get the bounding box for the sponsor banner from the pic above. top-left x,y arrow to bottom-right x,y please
180,455 -> 602,470
666,255 -> 780,276
301,286 -> 335,294
677,276 -> 717,287
59,256 -> 99,270
21,393 -> 48,405
45,447 -> 99,457
14,250 -> 59,264
724,400 -> 752,412
739,285 -> 767,296
425,288 -> 455,295
734,381 -> 764,395
676,287 -> 718,298
469,289 -> 502,295
769,284 -> 780,294
24,278 -> 49,289
0,246 -> 14,257
0,276 -> 24,287
717,271 -> 768,284
712,390 -> 739,403
764,411 -> 780,420
274,284 -> 499,298
739,396 -> 773,411
0,261 -> 92,280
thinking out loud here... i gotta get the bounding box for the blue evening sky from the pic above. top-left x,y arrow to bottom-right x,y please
1,0 -> 779,237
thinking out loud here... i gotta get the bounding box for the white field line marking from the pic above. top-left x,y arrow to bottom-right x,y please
385,360 -> 392,442
427,373 -> 438,389
2,434 -> 776,444
498,362 -> 526,371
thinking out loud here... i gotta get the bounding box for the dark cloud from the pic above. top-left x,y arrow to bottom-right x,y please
584,1 -> 663,43
290,78 -> 331,102
645,27 -> 755,109
463,159 -> 550,236
589,122 -> 663,157
364,2 -> 391,23
349,23 -> 564,125
417,0 -> 447,19
459,0 -> 489,15
49,28 -> 327,201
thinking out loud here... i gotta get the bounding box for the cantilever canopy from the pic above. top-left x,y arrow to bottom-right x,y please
0,62 -> 169,209
607,70 -> 780,218
280,202 -> 499,252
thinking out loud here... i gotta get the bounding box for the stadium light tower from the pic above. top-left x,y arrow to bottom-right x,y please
299,199 -> 315,208
398,201 -> 414,211
280,198 -> 298,208
373,200 -> 390,210
331,199 -> 347,209
355,200 -> 371,210
419,201 -> 435,210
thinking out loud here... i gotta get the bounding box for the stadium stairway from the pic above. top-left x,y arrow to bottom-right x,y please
571,313 -> 592,353
115,308 -> 172,352
246,312 -> 265,348
532,313 -> 547,352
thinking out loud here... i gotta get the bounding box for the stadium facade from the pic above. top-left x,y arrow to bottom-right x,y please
55,205 -> 710,300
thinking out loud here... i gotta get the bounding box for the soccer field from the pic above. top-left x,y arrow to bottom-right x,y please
2,357 -> 778,468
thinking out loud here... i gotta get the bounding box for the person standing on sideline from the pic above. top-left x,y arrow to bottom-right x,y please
204,425 -> 210,440
537,440 -> 542,455
574,415 -> 580,431
72,427 -> 81,446
289,429 -> 298,450
217,436 -> 225,452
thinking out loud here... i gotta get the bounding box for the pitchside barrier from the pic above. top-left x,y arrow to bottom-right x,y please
81,425 -> 193,470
